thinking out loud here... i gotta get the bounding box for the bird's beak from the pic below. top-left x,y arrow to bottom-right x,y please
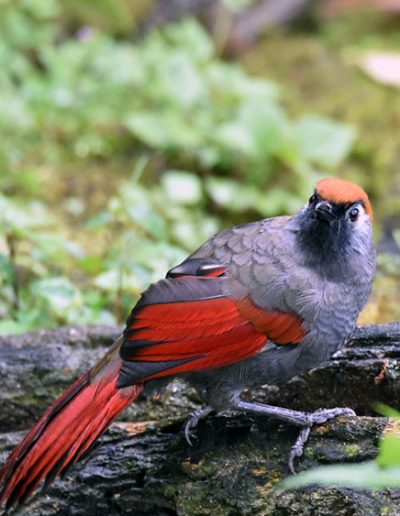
314,201 -> 336,224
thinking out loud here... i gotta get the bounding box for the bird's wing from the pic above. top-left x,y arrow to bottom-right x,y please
118,258 -> 306,387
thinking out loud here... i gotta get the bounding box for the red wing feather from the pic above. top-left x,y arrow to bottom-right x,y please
119,276 -> 306,387
236,297 -> 306,344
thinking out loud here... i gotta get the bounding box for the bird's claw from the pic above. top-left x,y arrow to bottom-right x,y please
183,407 -> 213,446
288,407 -> 356,474
305,407 -> 356,426
184,418 -> 198,446
288,427 -> 311,475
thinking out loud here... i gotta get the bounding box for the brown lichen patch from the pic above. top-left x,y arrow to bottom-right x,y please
383,417 -> 400,438
251,466 -> 268,477
181,459 -> 204,474
113,421 -> 155,435
180,459 -> 217,479
313,423 -> 331,434
256,470 -> 283,496
374,359 -> 389,385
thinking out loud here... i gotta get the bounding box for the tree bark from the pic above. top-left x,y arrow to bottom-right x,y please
1,323 -> 400,514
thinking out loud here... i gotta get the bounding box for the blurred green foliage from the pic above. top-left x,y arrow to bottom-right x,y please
0,0 -> 355,334
242,13 -> 400,220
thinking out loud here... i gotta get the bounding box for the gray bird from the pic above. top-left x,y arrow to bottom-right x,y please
0,177 -> 376,507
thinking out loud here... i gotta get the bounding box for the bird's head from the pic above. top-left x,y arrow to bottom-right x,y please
296,177 -> 374,271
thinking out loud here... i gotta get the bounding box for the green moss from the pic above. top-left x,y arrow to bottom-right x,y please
163,484 -> 178,499
381,504 -> 397,516
304,446 -> 315,459
345,443 -> 362,458
180,459 -> 217,480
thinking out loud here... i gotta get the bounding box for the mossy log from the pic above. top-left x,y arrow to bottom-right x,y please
0,323 -> 400,514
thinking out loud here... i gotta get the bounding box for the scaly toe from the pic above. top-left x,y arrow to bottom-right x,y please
288,426 -> 311,474
183,407 -> 213,446
308,407 -> 356,425
184,419 -> 198,446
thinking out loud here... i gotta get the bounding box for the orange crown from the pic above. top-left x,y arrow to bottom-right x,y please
316,178 -> 373,219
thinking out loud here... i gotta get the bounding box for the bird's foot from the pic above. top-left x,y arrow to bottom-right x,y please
209,400 -> 356,472
288,407 -> 356,474
184,406 -> 214,446
304,407 -> 356,426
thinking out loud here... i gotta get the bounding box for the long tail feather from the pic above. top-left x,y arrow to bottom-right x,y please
0,337 -> 142,508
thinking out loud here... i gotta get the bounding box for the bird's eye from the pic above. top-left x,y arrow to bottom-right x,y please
309,194 -> 316,205
349,207 -> 359,222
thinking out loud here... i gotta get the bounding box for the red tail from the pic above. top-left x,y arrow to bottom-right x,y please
0,338 -> 142,508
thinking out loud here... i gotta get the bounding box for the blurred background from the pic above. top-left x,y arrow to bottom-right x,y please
0,0 -> 399,336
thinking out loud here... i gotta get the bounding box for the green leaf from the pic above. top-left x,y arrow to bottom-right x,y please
22,0 -> 60,19
125,111 -> 201,149
238,98 -> 290,158
30,277 -> 82,315
0,196 -> 53,233
215,123 -> 256,157
0,253 -> 15,282
161,171 -> 202,206
204,177 -> 297,216
205,177 -> 255,211
170,218 -> 217,249
155,51 -> 205,109
94,269 -> 140,293
378,435 -> 400,468
163,19 -> 214,62
0,319 -> 30,336
295,116 -> 356,167
109,184 -> 167,239
222,0 -> 256,13
282,461 -> 400,489
128,205 -> 166,239
32,232 -> 85,262
84,212 -> 113,230
374,403 -> 400,418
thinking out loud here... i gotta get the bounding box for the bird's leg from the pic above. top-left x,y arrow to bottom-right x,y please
234,401 -> 356,473
184,406 -> 214,445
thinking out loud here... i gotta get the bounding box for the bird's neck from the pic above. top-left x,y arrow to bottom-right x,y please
291,216 -> 372,281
